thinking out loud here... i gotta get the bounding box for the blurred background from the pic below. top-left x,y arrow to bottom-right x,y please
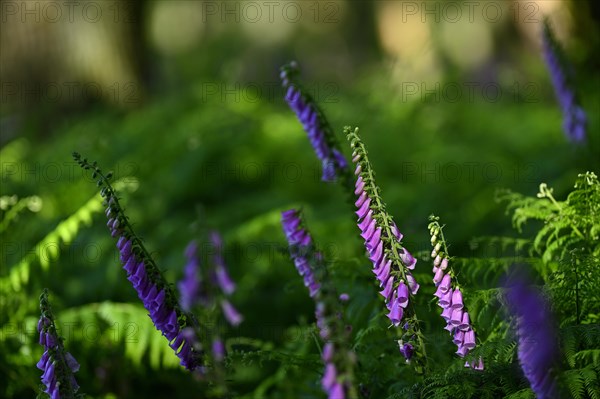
1,0 -> 599,398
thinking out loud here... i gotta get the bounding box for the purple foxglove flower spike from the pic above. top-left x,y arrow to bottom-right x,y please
347,127 -> 427,368
74,153 -> 204,372
429,215 -> 482,369
541,19 -> 587,143
505,275 -> 558,399
37,289 -> 82,398
280,62 -> 349,182
281,209 -> 357,399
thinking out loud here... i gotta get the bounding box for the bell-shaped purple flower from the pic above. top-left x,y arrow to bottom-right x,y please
399,342 -> 414,362
450,308 -> 463,326
329,382 -> 345,399
439,288 -> 453,308
433,268 -> 444,285
406,273 -> 420,295
458,312 -> 471,331
451,288 -> 464,310
380,275 -> 395,301
221,299 -> 243,327
387,298 -> 404,326
396,282 -> 409,308
439,274 -> 452,293
322,363 -> 337,390
463,329 -> 476,349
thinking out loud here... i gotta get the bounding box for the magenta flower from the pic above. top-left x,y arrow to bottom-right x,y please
429,216 -> 482,367
348,127 -> 426,366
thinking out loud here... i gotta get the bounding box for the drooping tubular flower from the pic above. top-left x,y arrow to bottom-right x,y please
505,275 -> 558,399
280,62 -> 349,182
176,232 -> 242,380
345,127 -> 426,368
541,18 -> 587,143
178,233 -> 243,327
428,216 -> 483,370
73,153 -> 203,372
37,289 -> 82,399
282,209 -> 358,399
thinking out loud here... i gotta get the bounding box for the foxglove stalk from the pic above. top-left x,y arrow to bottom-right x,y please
178,233 -> 243,368
178,234 -> 242,328
505,276 -> 558,399
37,289 -> 81,399
280,62 -> 349,182
429,216 -> 483,369
541,19 -> 587,143
346,127 -> 426,368
73,153 -> 203,371
176,232 -> 242,390
282,209 -> 358,399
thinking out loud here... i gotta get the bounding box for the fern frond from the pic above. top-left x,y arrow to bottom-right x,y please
0,179 -> 137,292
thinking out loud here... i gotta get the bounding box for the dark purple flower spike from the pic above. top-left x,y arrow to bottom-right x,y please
280,62 -> 349,182
505,275 -> 559,399
73,153 -> 203,372
281,209 -> 358,399
541,19 -> 587,143
37,289 -> 82,399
